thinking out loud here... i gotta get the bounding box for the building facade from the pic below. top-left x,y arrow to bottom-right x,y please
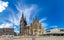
20,13 -> 44,36
0,28 -> 14,36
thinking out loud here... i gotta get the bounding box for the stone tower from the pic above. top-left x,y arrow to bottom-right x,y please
20,12 -> 27,35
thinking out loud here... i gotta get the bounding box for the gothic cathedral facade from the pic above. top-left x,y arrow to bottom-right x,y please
20,12 -> 44,36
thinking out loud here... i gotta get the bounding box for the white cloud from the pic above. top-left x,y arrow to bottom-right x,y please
41,23 -> 48,28
50,26 -> 58,28
39,18 -> 48,29
16,4 -> 38,24
0,23 -> 13,28
7,4 -> 38,27
0,0 -> 8,12
39,18 -> 47,23
23,5 -> 37,23
9,12 -> 20,26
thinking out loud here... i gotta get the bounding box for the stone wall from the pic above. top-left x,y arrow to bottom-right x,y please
0,35 -> 64,40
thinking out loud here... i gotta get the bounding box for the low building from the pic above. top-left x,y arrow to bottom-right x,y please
50,28 -> 60,33
0,28 -> 14,36
44,28 -> 64,36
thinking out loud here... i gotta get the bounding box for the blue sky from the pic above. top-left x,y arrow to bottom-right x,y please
0,0 -> 64,33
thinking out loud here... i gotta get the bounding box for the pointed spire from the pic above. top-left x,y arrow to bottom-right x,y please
20,12 -> 27,25
20,12 -> 24,23
34,17 -> 38,22
22,12 -> 24,19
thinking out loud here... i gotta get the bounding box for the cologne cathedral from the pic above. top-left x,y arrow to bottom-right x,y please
20,13 -> 44,36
